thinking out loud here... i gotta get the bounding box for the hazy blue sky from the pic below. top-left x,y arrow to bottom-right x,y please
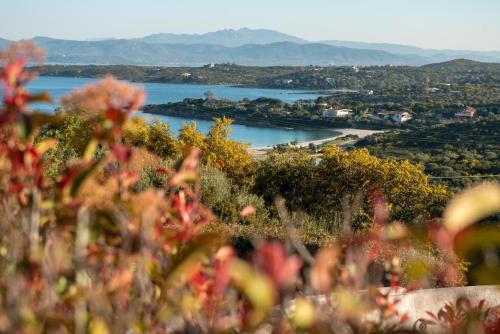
2,0 -> 499,50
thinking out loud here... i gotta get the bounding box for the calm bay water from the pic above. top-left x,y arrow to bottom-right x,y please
27,76 -> 335,148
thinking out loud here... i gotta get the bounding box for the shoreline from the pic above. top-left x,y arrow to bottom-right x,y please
141,110 -> 383,152
140,109 -> 386,151
249,128 -> 383,151
144,110 -> 337,132
35,74 -> 329,94
143,107 -> 390,133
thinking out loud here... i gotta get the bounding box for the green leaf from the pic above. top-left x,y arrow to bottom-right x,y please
229,259 -> 276,326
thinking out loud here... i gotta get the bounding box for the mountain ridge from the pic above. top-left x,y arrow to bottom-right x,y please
20,38 -> 424,66
136,28 -> 307,47
2,28 -> 500,66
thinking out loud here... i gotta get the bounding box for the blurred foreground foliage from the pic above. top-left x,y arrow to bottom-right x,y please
0,42 -> 498,333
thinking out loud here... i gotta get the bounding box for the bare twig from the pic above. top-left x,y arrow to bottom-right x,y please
274,197 -> 315,265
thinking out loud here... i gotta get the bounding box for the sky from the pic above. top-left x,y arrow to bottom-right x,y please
1,0 -> 500,50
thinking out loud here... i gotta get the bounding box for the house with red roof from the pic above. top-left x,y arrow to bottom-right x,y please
455,107 -> 476,119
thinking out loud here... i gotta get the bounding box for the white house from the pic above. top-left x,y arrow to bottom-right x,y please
378,111 -> 413,123
322,108 -> 353,118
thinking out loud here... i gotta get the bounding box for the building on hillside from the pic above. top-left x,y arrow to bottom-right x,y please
322,108 -> 353,118
296,100 -> 316,108
180,72 -> 192,78
255,103 -> 270,111
202,100 -> 217,108
235,103 -> 247,111
378,111 -> 413,123
454,106 -> 476,119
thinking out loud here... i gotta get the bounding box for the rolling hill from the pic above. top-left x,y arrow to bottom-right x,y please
321,40 -> 500,63
419,58 -> 500,71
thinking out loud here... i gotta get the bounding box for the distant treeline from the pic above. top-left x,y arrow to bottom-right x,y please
33,59 -> 500,91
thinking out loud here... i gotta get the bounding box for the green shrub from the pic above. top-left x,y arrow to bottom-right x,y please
200,165 -> 269,225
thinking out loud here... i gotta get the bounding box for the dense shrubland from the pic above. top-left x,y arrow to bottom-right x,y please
357,115 -> 500,189
42,103 -> 450,238
1,42 -> 499,333
125,118 -> 450,227
254,147 -> 449,226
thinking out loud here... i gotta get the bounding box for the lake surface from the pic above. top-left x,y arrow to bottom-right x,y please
27,76 -> 336,148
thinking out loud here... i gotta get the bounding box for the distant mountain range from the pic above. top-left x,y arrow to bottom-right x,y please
134,28 -> 307,47
2,28 -> 499,66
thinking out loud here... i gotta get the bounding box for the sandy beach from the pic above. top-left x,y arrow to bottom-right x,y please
292,128 -> 383,148
249,128 -> 383,153
248,128 -> 384,159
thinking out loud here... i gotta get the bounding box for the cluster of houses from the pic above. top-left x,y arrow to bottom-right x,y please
320,106 -> 413,124
319,105 -> 477,123
196,94 -> 477,125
